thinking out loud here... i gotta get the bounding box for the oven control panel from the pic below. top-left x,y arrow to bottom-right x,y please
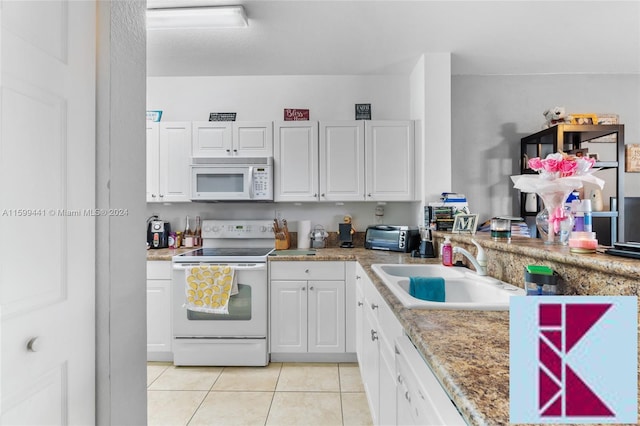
202,220 -> 274,239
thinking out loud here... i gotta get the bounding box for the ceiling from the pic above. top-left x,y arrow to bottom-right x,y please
147,0 -> 640,77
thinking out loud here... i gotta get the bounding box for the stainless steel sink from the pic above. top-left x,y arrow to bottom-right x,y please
371,264 -> 524,310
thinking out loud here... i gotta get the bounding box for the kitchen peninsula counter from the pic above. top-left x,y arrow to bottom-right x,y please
271,241 -> 640,425
149,241 -> 640,425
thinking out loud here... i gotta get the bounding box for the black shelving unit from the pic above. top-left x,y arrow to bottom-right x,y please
519,124 -> 625,244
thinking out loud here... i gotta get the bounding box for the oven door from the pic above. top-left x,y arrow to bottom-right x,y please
172,262 -> 267,338
191,165 -> 251,201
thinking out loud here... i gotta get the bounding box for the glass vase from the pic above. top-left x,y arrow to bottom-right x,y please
535,191 -> 574,245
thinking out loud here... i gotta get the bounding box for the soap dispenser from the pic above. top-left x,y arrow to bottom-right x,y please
442,237 -> 453,266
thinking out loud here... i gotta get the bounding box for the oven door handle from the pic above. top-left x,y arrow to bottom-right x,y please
173,263 -> 267,271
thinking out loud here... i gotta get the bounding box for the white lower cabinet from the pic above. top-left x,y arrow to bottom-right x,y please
356,263 -> 403,425
356,262 -> 464,425
147,261 -> 173,361
270,261 -> 355,360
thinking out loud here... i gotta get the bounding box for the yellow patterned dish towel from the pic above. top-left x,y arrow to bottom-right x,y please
184,265 -> 236,314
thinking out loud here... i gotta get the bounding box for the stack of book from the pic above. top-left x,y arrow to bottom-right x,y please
425,193 -> 470,231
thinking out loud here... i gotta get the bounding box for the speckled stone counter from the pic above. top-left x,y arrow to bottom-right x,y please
269,244 -> 640,426
146,247 -> 196,261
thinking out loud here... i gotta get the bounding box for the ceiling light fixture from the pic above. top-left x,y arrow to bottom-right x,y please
146,6 -> 248,30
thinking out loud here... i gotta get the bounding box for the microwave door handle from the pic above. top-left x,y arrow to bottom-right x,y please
248,166 -> 254,199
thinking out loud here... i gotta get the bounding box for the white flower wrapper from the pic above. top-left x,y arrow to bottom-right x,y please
511,173 -> 604,195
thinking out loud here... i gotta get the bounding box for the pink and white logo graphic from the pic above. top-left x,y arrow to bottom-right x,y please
538,303 -> 614,417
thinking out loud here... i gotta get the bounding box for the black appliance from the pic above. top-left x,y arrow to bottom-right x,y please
147,216 -> 171,249
364,225 -> 420,253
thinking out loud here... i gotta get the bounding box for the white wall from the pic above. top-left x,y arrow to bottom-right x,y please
96,1 -> 147,424
147,75 -> 409,121
452,73 -> 640,225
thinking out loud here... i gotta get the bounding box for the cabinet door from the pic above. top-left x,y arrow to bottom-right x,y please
274,121 -> 319,202
146,122 -> 160,202
319,121 -> 365,201
270,280 -> 307,353
361,305 -> 380,425
159,122 -> 191,202
308,280 -> 345,353
233,121 -> 273,157
355,264 -> 367,362
365,120 -> 415,201
379,346 -> 397,426
192,121 -> 232,157
147,279 -> 172,357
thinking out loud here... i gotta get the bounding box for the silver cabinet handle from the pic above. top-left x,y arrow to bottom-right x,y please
405,391 -> 411,402
356,275 -> 361,280
357,301 -> 363,307
309,286 -> 314,290
302,286 -> 306,291
397,374 -> 403,384
304,269 -> 309,273
151,194 -> 157,198
27,337 -> 41,352
371,303 -> 378,310
370,330 -> 378,341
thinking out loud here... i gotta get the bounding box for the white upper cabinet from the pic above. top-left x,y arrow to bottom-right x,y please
274,121 -> 319,202
192,121 -> 273,157
233,121 -> 274,157
365,120 -> 415,201
147,121 -> 191,203
319,121 -> 366,201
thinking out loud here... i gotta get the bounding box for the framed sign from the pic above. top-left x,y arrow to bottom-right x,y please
355,104 -> 371,120
209,113 -> 237,121
284,109 -> 309,121
625,144 -> 640,172
452,214 -> 479,234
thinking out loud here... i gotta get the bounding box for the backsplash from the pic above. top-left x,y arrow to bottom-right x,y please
146,201 -> 421,235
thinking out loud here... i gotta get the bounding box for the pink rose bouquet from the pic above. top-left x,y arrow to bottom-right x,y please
512,152 -> 603,195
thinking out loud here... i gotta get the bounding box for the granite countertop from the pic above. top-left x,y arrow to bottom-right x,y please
148,242 -> 640,425
271,247 -> 513,425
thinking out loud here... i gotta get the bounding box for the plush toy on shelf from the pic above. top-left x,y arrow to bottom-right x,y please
542,106 -> 572,128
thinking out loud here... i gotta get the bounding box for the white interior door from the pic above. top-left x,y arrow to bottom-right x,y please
0,1 -> 96,424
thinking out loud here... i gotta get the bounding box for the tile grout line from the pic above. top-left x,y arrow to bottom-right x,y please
186,366 -> 226,425
264,362 -> 283,425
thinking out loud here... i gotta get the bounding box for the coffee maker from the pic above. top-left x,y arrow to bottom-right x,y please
147,215 -> 171,249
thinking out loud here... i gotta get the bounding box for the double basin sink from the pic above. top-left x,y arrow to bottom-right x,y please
371,264 -> 524,310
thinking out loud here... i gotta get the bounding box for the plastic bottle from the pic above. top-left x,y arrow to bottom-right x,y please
582,199 -> 593,232
442,236 -> 453,266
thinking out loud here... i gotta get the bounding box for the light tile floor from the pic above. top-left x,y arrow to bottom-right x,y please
147,362 -> 373,426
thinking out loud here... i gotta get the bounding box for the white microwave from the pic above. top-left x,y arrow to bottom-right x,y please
190,157 -> 273,201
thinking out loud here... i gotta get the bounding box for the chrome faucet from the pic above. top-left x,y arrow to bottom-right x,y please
452,239 -> 487,276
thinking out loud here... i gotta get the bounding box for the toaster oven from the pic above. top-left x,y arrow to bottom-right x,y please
364,225 -> 420,252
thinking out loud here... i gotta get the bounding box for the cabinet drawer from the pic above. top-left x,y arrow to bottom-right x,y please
147,261 -> 172,279
270,261 -> 345,280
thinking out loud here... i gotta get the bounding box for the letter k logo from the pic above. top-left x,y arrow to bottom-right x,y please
538,303 -> 614,417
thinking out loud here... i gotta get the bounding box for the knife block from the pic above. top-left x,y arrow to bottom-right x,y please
275,233 -> 290,250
